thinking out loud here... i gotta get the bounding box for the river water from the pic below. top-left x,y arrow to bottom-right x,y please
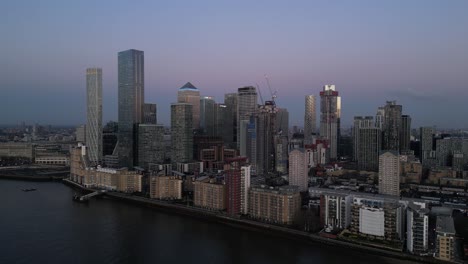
0,180 -> 418,264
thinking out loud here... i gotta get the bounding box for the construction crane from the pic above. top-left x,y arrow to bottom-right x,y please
256,83 -> 264,106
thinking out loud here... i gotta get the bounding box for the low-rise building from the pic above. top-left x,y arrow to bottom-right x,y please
193,177 -> 226,210
248,185 -> 301,225
149,175 -> 183,200
435,216 -> 460,262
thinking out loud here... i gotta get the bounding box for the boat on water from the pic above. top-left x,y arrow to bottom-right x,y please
21,188 -> 37,192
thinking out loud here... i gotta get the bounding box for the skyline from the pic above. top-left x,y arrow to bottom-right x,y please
2,1 -> 468,128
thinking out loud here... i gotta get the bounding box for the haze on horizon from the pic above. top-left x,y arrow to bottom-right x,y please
1,0 -> 467,129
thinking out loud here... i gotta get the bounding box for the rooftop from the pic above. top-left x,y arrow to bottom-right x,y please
179,82 -> 198,90
436,216 -> 456,234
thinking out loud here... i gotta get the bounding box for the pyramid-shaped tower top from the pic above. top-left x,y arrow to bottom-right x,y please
179,82 -> 198,90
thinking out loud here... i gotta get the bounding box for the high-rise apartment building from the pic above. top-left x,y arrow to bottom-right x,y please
225,157 -> 247,216
378,151 -> 400,196
76,125 -> 86,143
142,103 -> 157,124
289,149 -> 308,191
304,95 -> 316,144
353,116 -> 374,161
240,165 -> 251,215
117,49 -> 144,168
237,86 -> 257,148
256,101 -> 277,175
86,68 -> 102,164
406,202 -> 429,255
171,103 -> 193,164
178,82 -> 200,130
320,85 -> 340,160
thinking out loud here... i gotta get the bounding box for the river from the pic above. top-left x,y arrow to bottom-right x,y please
0,180 -> 418,264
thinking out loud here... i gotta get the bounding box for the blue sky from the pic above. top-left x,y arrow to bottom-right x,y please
1,0 -> 467,128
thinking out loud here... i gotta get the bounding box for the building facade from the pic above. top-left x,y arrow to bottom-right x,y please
193,177 -> 226,211
171,103 -> 193,164
248,185 -> 301,225
237,86 -> 257,148
178,82 -> 200,130
304,95 -> 316,144
86,68 -> 103,164
225,157 -> 248,216
289,149 -> 308,192
117,49 -> 144,168
136,124 -> 164,169
149,175 -> 183,200
142,103 -> 157,124
379,151 -> 400,196
319,85 -> 340,160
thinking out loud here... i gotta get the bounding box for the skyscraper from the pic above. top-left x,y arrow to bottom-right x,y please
400,115 -> 411,152
353,116 -> 381,171
200,96 -> 215,136
118,49 -> 144,168
420,127 -> 435,168
289,149 -> 308,191
378,151 -> 400,196
237,86 -> 257,148
171,103 -> 193,163
224,93 -> 238,148
142,103 -> 157,124
178,82 -> 200,130
320,85 -> 340,160
382,101 -> 402,152
86,68 -> 103,164
304,95 -> 316,144
353,116 -> 374,161
256,101 -> 277,175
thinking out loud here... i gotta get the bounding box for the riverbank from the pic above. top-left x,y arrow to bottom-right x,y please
0,166 -> 69,181
61,179 -> 449,264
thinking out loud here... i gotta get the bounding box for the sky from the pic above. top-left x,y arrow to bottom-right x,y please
1,0 -> 468,129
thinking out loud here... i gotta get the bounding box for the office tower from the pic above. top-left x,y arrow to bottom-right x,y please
358,126 -> 381,171
214,103 -> 227,140
224,93 -> 238,148
237,86 -> 257,148
256,101 -> 277,175
378,151 -> 400,196
103,121 -> 118,156
86,68 -> 103,164
135,124 -> 164,170
275,135 -> 288,174
239,119 -> 249,156
200,96 -> 215,136
178,82 -> 200,130
400,115 -> 411,152
225,157 -> 248,216
304,95 -> 316,144
143,103 -> 157,124
420,127 -> 435,168
382,101 -> 402,151
289,149 -> 308,191
320,85 -> 340,160
75,125 -> 86,143
171,103 -> 193,163
246,116 -> 257,174
118,49 -> 144,168
353,116 -> 374,161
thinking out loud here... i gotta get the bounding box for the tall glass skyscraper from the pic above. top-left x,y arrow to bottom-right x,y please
237,86 -> 257,148
86,68 -> 102,164
320,85 -> 340,160
118,49 -> 144,168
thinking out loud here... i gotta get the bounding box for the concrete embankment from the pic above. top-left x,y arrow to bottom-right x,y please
62,180 -> 447,264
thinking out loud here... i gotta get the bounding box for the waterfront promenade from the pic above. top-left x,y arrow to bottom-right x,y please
62,179 -> 449,264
